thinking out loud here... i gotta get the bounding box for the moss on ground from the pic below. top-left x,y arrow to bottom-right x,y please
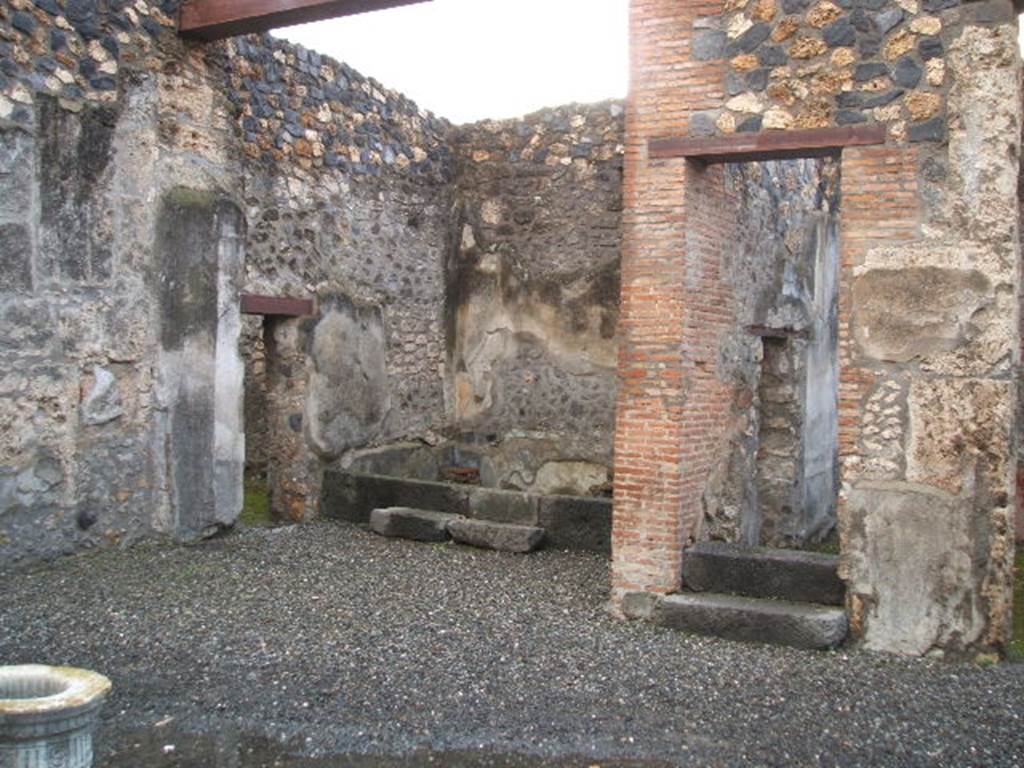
240,475 -> 273,527
1010,549 -> 1024,662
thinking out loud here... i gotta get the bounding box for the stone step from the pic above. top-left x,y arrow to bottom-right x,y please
650,592 -> 848,650
369,507 -> 463,542
447,518 -> 545,553
681,541 -> 844,606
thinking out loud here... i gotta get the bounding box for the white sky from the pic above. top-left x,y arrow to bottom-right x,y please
276,0 -> 630,125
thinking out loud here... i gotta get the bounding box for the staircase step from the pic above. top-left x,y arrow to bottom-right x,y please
682,541 -> 844,606
652,592 -> 848,650
369,507 -> 463,542
447,518 -> 545,553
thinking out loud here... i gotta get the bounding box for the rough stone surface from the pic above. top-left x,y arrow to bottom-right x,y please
369,507 -> 462,542
651,592 -> 848,650
447,518 -> 545,553
681,541 -> 845,605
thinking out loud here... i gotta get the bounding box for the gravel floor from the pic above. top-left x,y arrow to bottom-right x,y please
2,521 -> 1023,767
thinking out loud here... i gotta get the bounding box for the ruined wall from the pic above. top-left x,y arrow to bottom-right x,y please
0,0 -> 246,562
618,0 -> 1020,656
445,104 -> 625,495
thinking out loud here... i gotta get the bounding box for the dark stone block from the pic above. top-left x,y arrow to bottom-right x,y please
853,0 -> 886,8
737,115 -> 763,132
823,18 -> 856,46
12,11 -> 37,35
725,72 -> 745,96
35,0 -> 62,15
782,0 -> 810,11
320,471 -> 470,524
537,496 -> 611,554
836,109 -> 868,125
448,518 -> 545,553
468,487 -> 539,525
653,593 -> 848,650
918,36 -> 943,61
854,62 -> 888,81
849,9 -> 875,33
691,29 -> 726,61
862,89 -> 904,108
746,68 -> 770,92
836,91 -> 864,108
892,57 -> 922,88
874,8 -> 903,33
726,23 -> 771,57
757,44 -> 788,66
909,117 -> 945,143
959,0 -> 1015,24
857,34 -> 881,57
922,0 -> 959,9
0,223 -> 33,292
369,507 -> 461,542
682,541 -> 845,605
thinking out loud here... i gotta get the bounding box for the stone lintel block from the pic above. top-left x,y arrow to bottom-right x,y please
681,541 -> 844,605
447,518 -> 545,553
654,592 -> 849,650
369,507 -> 463,542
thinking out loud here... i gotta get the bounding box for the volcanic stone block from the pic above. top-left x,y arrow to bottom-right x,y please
681,541 -> 844,605
447,518 -> 545,553
321,472 -> 470,523
653,593 -> 848,650
537,495 -> 611,554
468,487 -> 538,525
369,507 -> 462,542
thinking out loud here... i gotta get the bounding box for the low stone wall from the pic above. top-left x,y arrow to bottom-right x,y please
321,470 -> 612,554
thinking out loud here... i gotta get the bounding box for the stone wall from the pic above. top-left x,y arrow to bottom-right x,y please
443,103 -> 624,495
617,0 -> 1020,657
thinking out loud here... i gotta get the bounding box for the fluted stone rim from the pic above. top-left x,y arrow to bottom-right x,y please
0,666 -> 111,719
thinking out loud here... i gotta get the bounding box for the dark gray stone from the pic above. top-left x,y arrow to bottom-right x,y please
726,23 -> 771,57
725,73 -> 746,97
862,89 -> 904,108
468,487 -> 538,525
447,518 -> 545,553
874,8 -> 903,33
918,37 -> 943,61
836,91 -> 864,108
0,223 -> 33,293
737,115 -> 763,133
746,69 -> 770,92
892,57 -> 922,88
687,111 -> 718,137
691,29 -> 726,61
757,45 -> 788,67
620,591 -> 658,620
681,541 -> 845,605
320,472 -> 470,524
959,0 -> 1015,24
922,0 -> 959,9
857,34 -> 882,57
781,0 -> 809,11
909,117 -> 945,143
537,495 -> 612,554
652,593 -> 848,650
823,18 -> 856,47
369,507 -> 462,542
836,110 -> 867,125
854,62 -> 888,82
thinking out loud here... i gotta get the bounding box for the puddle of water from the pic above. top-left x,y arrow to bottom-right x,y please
102,728 -> 673,768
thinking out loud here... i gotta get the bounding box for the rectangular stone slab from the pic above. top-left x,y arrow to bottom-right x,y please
369,507 -> 463,542
681,541 -> 844,606
653,592 -> 848,650
446,519 -> 545,553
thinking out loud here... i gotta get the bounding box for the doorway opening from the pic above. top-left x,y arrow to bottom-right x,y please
240,314 -> 273,527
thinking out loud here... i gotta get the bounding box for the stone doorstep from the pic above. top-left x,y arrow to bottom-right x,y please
681,541 -> 845,606
636,591 -> 848,651
446,518 -> 546,554
369,507 -> 464,543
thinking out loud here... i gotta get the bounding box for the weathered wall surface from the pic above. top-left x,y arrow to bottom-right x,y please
618,0 -> 1019,656
445,103 -> 624,495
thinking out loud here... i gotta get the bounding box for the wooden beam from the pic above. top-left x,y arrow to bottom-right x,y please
649,124 -> 888,164
240,293 -> 314,317
179,0 -> 432,41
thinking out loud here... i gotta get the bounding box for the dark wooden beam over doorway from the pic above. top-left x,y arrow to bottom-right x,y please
648,124 -> 888,165
179,0 -> 433,41
240,293 -> 315,317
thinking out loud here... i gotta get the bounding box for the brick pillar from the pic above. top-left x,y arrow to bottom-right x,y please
612,0 -> 730,603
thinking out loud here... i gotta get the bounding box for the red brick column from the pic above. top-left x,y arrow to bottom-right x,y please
612,0 -> 730,603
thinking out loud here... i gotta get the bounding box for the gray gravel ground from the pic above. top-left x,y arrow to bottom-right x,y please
1,520 -> 1022,767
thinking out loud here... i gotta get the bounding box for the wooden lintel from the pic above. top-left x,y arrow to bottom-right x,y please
241,293 -> 314,317
649,124 -> 888,164
179,0 -> 432,41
